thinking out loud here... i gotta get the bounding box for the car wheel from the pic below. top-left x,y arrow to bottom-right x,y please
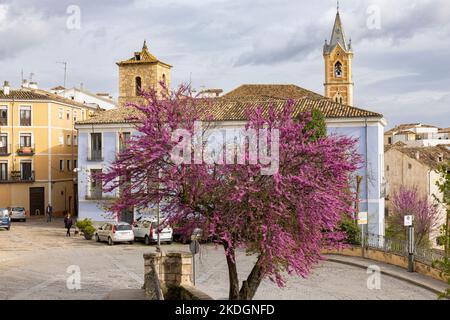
144,235 -> 150,245
95,234 -> 100,242
22,219 -> 26,222
108,237 -> 113,246
167,241 -> 172,245
129,241 -> 134,245
6,227 -> 10,231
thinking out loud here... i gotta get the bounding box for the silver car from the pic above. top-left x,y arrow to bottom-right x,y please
8,207 -> 26,222
94,222 -> 134,245
133,218 -> 173,245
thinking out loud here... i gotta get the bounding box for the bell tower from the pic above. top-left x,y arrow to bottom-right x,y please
116,40 -> 172,106
323,6 -> 354,106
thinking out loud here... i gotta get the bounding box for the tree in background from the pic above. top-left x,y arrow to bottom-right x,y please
387,186 -> 439,247
432,163 -> 449,299
102,85 -> 361,300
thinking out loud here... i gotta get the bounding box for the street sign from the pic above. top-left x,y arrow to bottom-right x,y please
358,212 -> 368,225
190,239 -> 200,255
404,215 -> 413,226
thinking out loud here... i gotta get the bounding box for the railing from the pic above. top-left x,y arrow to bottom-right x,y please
0,170 -> 35,183
16,144 -> 35,156
353,232 -> 446,267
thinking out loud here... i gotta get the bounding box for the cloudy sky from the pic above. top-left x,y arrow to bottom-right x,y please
0,0 -> 449,128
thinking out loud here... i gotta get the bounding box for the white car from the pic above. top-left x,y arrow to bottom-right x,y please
8,207 -> 26,222
133,218 -> 173,245
94,222 -> 134,245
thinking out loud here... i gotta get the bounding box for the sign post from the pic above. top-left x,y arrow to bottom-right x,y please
358,212 -> 368,258
189,239 -> 200,285
404,215 -> 414,272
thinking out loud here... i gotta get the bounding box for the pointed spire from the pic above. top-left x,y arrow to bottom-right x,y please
328,7 -> 348,52
142,40 -> 148,52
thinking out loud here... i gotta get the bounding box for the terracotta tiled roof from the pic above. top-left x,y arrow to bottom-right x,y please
116,40 -> 172,68
75,106 -> 143,125
76,84 -> 383,125
386,144 -> 450,169
0,88 -> 96,109
385,123 -> 438,135
438,127 -> 450,134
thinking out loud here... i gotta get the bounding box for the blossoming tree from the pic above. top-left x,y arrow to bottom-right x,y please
102,86 -> 361,300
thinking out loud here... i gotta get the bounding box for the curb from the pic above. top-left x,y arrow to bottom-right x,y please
325,256 -> 445,296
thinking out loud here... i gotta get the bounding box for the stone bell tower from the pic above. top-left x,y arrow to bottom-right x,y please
323,6 -> 354,106
117,40 -> 172,106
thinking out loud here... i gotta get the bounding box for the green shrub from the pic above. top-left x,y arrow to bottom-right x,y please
339,215 -> 360,245
76,218 -> 95,234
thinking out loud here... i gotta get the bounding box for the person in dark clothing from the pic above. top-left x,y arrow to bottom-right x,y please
64,214 -> 73,237
46,203 -> 53,222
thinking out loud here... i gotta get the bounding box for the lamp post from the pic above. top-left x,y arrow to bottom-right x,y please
404,215 -> 414,272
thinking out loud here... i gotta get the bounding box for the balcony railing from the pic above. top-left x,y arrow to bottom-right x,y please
87,150 -> 103,161
0,170 -> 35,183
0,143 -> 11,156
17,144 -> 35,156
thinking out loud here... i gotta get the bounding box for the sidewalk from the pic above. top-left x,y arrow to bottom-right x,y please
325,254 -> 448,296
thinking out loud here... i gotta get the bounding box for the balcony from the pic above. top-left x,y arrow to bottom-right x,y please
0,144 -> 11,156
17,144 -> 35,156
0,171 -> 35,183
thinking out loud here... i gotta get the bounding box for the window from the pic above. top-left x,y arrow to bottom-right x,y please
119,132 -> 131,152
0,106 -> 7,126
135,76 -> 142,95
19,133 -> 32,147
20,106 -> 31,126
90,133 -> 102,161
90,169 -> 103,199
66,135 -> 71,146
388,137 -> 392,144
66,110 -> 70,121
162,73 -> 166,84
0,162 -> 7,181
58,108 -> 63,119
20,161 -> 32,181
74,135 -> 78,146
59,160 -> 64,171
0,134 -> 8,154
74,159 -> 77,170
334,61 -> 343,78
81,110 -> 85,120
73,110 -> 78,122
408,163 -> 412,169
67,160 -> 71,171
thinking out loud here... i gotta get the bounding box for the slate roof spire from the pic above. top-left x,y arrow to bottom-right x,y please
324,4 -> 351,54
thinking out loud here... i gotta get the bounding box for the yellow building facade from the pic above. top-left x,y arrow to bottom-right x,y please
0,84 -> 97,216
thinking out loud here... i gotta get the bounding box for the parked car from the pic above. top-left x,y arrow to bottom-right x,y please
8,206 -> 26,222
133,218 -> 173,245
0,208 -> 11,231
173,227 -> 203,244
94,222 -> 134,245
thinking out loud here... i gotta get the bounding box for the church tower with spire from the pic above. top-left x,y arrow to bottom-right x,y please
116,40 -> 172,106
323,5 -> 354,106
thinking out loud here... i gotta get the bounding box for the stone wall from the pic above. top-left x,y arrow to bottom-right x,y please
143,251 -> 213,300
324,247 -> 446,282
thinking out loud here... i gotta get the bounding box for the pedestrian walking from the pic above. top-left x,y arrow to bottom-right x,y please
46,203 -> 53,222
64,213 -> 73,237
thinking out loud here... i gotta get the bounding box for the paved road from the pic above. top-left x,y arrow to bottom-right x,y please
0,217 -> 439,300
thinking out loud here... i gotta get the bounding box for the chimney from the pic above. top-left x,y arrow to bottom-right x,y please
415,151 -> 420,160
3,81 -> 10,95
22,79 -> 29,88
29,81 -> 38,89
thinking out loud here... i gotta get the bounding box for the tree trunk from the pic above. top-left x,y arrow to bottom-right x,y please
223,243 -> 240,300
239,256 -> 264,300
